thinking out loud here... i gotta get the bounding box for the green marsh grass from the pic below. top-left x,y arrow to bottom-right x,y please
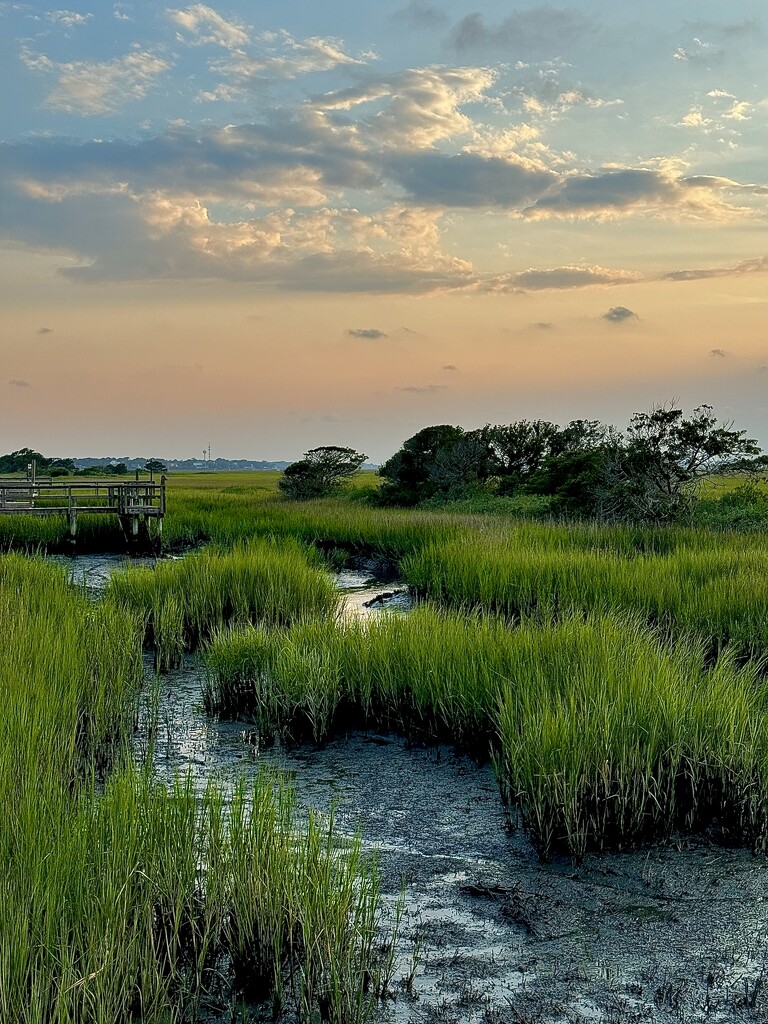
403,530 -> 768,656
106,538 -> 341,666
205,606 -> 768,858
0,553 -> 390,1022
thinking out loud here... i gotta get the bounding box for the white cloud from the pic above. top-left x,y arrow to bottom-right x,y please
673,38 -> 722,63
316,66 -> 496,149
679,107 -> 712,128
210,31 -> 369,86
168,3 -> 248,49
722,100 -> 752,121
46,10 -> 92,28
20,45 -> 171,114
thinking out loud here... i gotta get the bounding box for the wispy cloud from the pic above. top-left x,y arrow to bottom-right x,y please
673,37 -> 723,64
168,3 -> 249,48
20,45 -> 171,114
397,383 -> 447,393
316,66 -> 496,149
46,10 -> 93,28
196,30 -> 372,98
37,326 -> 53,334
8,378 -> 31,388
662,256 -> 768,282
710,348 -> 728,357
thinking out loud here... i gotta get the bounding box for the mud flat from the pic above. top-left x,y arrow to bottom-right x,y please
137,639 -> 768,1024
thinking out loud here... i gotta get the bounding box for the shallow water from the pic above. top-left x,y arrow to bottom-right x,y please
50,552 -> 165,589
335,566 -> 413,619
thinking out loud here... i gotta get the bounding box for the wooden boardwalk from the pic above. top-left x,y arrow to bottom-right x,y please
0,475 -> 166,546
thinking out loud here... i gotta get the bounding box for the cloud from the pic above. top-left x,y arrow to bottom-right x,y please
316,66 -> 496,149
46,10 -> 93,28
37,326 -> 53,334
203,31 -> 371,94
521,167 -> 762,221
393,1 -> 448,30
506,264 -> 642,290
602,306 -> 638,323
390,150 -> 555,207
347,328 -> 387,339
168,4 -> 249,48
20,45 -> 171,114
0,120 -> 374,206
723,100 -> 752,121
533,321 -> 554,329
449,8 -> 592,54
673,37 -> 724,64
26,194 -> 476,293
662,256 -> 768,282
506,65 -> 623,120
8,378 -> 31,388
442,364 -> 458,370
710,348 -> 727,357
397,384 -> 447,393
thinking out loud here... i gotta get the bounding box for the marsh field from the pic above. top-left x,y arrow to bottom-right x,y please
3,471 -> 768,1023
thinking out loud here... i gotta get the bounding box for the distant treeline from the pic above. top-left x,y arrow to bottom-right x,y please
0,449 -> 294,475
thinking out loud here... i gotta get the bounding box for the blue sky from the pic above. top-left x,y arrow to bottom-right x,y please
1,2 -> 767,459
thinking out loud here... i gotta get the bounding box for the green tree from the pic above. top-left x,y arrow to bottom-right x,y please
603,404 -> 761,521
377,425 -> 466,505
279,446 -> 367,500
144,459 -> 167,474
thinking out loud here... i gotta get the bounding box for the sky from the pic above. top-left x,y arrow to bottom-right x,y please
1,1 -> 767,462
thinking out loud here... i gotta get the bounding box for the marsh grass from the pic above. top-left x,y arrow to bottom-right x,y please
106,539 -> 341,667
205,606 -> 768,859
403,532 -> 768,656
0,553 -> 389,1023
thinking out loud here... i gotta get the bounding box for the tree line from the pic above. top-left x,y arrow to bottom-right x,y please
0,449 -> 167,477
281,405 -> 765,522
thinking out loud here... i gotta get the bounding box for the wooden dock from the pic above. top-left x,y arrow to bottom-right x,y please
0,475 -> 166,548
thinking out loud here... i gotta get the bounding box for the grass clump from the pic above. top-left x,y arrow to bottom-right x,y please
205,606 -> 768,859
106,538 -> 340,667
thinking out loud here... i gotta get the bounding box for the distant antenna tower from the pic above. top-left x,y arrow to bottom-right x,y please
205,443 -> 212,468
